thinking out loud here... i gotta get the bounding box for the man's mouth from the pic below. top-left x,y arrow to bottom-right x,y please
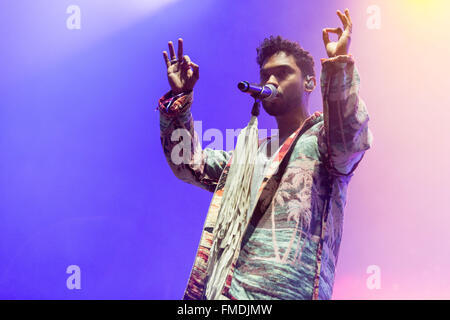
270,96 -> 282,102
274,93 -> 283,101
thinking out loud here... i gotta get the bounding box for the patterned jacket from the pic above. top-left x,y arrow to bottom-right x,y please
158,55 -> 373,300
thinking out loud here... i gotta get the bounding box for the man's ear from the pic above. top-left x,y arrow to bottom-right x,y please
304,75 -> 316,92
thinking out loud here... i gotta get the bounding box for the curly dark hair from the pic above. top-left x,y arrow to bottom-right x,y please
256,35 -> 315,78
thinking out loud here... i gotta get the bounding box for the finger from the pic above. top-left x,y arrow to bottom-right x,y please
344,8 -> 353,32
324,28 -> 342,34
344,8 -> 352,25
180,55 -> 191,71
177,38 -> 183,61
322,28 -> 330,46
183,55 -> 191,64
190,62 -> 199,79
168,41 -> 176,59
324,27 -> 343,36
337,10 -> 348,29
162,51 -> 170,68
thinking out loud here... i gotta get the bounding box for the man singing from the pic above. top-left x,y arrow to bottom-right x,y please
157,9 -> 372,300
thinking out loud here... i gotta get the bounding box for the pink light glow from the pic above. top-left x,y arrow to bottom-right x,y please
331,0 -> 450,299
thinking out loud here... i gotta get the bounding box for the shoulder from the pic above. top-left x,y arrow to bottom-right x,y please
305,111 -> 324,132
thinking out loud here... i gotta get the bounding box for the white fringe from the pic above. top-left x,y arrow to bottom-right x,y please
205,115 -> 259,300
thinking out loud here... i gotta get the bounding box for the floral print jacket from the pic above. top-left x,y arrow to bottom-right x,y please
158,55 -> 373,300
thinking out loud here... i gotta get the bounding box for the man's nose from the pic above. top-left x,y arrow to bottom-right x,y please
265,75 -> 279,88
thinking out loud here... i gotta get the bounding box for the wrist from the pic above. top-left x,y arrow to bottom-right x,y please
157,89 -> 193,117
171,88 -> 193,97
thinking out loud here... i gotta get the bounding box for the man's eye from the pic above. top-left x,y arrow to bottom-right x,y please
261,69 -> 288,82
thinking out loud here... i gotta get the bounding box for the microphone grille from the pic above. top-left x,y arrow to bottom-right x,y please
264,84 -> 278,101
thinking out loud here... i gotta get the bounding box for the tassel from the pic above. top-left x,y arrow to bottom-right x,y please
205,99 -> 260,300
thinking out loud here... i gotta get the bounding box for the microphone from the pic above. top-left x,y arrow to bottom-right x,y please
237,81 -> 278,101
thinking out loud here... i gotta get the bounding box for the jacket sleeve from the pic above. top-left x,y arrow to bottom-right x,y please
158,90 -> 232,192
319,55 -> 373,176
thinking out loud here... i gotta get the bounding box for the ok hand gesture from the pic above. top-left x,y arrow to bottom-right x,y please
322,9 -> 353,58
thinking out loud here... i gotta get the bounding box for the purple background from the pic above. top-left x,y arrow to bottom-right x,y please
1,0 -> 450,299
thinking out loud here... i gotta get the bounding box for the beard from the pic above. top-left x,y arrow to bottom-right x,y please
262,94 -> 302,117
261,100 -> 286,116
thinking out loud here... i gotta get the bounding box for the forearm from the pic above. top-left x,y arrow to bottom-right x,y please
320,55 -> 373,176
158,90 -> 231,192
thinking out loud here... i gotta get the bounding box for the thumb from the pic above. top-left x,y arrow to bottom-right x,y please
190,62 -> 200,79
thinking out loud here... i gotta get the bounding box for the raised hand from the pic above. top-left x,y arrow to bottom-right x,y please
322,9 -> 352,58
162,38 -> 200,95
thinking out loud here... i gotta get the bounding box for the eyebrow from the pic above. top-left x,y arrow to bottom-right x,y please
260,64 -> 295,76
